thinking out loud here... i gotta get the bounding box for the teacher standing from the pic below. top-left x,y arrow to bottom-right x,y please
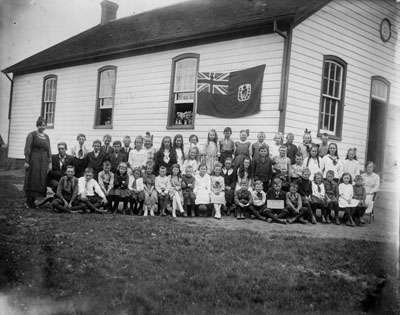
24,117 -> 52,208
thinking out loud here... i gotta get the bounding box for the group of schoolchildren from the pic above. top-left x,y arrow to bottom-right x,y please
50,128 -> 371,227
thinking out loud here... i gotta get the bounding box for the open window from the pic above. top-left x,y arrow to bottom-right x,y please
41,75 -> 57,127
167,53 -> 199,128
95,66 -> 117,127
318,55 -> 347,139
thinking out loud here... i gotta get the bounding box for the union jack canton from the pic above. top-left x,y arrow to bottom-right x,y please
197,71 -> 230,95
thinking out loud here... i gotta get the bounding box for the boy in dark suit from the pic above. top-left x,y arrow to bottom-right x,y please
47,141 -> 74,193
109,141 -> 127,174
86,140 -> 107,180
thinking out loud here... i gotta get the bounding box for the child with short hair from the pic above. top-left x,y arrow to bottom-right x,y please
101,134 -> 113,156
219,127 -> 235,164
109,141 -> 128,174
319,133 -> 329,158
186,134 -> 201,163
290,153 -> 304,184
353,175 -> 367,225
284,133 -> 298,165
235,180 -> 253,220
252,144 -> 272,192
121,135 -> 132,155
324,170 -> 340,225
338,172 -> 359,226
252,131 -> 269,161
286,183 -> 309,224
98,160 -> 114,208
272,145 -> 291,181
194,164 -> 211,217
311,172 -> 329,223
128,167 -> 145,215
108,162 -> 131,214
233,129 -> 251,171
222,157 -> 236,215
142,164 -> 157,216
263,178 -> 288,224
181,165 -> 196,217
248,181 -> 267,220
128,136 -> 147,170
168,164 -> 185,217
202,129 -> 220,175
155,166 -> 171,216
78,167 -> 108,213
86,140 -> 106,180
297,129 -> 313,160
52,165 -> 86,213
71,133 -> 90,178
297,168 -> 316,224
210,162 -> 225,219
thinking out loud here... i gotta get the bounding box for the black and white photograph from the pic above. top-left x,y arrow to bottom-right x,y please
0,0 -> 399,314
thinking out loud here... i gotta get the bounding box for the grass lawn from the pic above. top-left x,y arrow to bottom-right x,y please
0,174 -> 398,315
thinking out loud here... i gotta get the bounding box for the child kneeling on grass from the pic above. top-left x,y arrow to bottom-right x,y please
286,182 -> 309,224
262,178 -> 288,224
235,180 -> 253,220
52,165 -> 86,213
78,167 -> 108,214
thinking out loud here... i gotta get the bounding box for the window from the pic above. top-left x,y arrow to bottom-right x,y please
42,75 -> 57,127
318,56 -> 347,139
168,53 -> 199,128
95,66 -> 117,127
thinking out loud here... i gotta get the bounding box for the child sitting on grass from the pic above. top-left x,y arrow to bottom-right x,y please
324,170 -> 339,225
78,167 -> 108,214
108,162 -> 132,215
155,166 -> 171,216
235,180 -> 253,220
286,182 -> 309,224
263,178 -> 288,224
210,162 -> 225,220
128,167 -> 145,215
181,165 -> 196,217
248,181 -> 267,221
52,165 -> 86,213
143,164 -> 157,216
194,164 -> 211,217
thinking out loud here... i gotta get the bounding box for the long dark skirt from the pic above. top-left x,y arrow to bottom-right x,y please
24,151 -> 48,198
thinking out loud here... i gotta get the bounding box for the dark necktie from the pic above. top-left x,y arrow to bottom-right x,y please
78,146 -> 83,158
257,192 -> 262,199
317,184 -> 321,193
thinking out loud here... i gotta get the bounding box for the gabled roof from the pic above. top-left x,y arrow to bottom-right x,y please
3,0 -> 331,75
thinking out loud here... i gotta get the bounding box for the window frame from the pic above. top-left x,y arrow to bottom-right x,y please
94,65 -> 117,129
41,74 -> 57,128
317,55 -> 347,140
167,53 -> 200,129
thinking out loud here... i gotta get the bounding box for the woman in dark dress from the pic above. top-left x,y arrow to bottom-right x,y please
24,117 -> 52,208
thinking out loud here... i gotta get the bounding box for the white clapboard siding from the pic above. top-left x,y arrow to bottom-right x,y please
285,0 -> 399,164
8,33 -> 285,158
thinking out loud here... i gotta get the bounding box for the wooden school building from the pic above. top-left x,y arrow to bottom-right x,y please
2,0 -> 399,177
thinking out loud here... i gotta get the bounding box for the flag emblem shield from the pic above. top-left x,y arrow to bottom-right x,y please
238,84 -> 251,101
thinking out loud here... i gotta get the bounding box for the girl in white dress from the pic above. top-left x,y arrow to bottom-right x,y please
194,164 -> 211,216
303,144 -> 322,180
202,129 -> 220,175
210,162 -> 225,220
342,148 -> 360,182
338,172 -> 359,226
321,143 -> 343,181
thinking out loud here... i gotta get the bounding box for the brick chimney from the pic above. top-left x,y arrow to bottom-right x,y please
100,0 -> 119,25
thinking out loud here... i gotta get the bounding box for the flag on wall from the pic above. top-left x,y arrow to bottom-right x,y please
196,64 -> 265,118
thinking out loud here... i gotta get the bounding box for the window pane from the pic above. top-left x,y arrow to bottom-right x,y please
176,92 -> 194,101
323,78 -> 328,94
99,70 -> 116,98
174,58 -> 197,92
372,80 -> 388,101
44,78 -> 56,102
